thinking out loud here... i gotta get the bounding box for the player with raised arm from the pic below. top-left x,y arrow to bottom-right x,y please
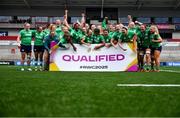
63,10 -> 83,44
55,19 -> 63,37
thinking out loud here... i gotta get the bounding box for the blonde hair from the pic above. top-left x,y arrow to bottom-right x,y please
150,25 -> 159,34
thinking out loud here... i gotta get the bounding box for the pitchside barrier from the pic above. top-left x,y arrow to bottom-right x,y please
50,42 -> 138,72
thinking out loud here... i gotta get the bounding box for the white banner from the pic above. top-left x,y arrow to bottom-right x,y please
50,43 -> 138,72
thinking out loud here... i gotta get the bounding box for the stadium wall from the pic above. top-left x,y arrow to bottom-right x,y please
0,8 -> 85,16
0,29 -> 19,36
173,32 -> 180,39
0,8 -> 180,17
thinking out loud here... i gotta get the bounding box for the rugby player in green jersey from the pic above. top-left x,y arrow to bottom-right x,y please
111,24 -> 121,48
17,23 -> 33,71
55,19 -> 63,37
43,23 -> 53,36
149,25 -> 162,72
32,26 -> 45,71
128,15 -> 141,34
81,29 -> 93,46
92,28 -> 105,50
81,29 -> 93,52
80,27 -> 87,41
103,29 -> 112,48
63,11 -> 83,44
119,26 -> 137,51
111,25 -> 126,51
58,26 -> 77,52
136,24 -> 151,71
51,10 -> 77,52
108,24 -> 115,38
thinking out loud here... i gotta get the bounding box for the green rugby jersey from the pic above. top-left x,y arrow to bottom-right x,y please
150,33 -> 162,48
33,31 -> 45,46
19,29 -> 33,46
91,34 -> 105,44
119,30 -> 135,42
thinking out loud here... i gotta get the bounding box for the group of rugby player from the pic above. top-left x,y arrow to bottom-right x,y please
17,10 -> 162,72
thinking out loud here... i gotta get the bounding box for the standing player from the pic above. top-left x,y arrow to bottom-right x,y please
33,26 -> 45,71
136,24 -> 151,71
149,25 -> 162,72
17,23 -> 33,71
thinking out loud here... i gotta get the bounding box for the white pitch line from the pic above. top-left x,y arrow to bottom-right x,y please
117,84 -> 180,87
160,70 -> 180,74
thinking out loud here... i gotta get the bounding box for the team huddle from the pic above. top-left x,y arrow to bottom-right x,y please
17,10 -> 162,72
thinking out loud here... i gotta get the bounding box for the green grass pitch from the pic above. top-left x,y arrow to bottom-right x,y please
0,66 -> 180,117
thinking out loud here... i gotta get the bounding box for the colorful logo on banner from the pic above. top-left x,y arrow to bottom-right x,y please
50,42 -> 138,72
